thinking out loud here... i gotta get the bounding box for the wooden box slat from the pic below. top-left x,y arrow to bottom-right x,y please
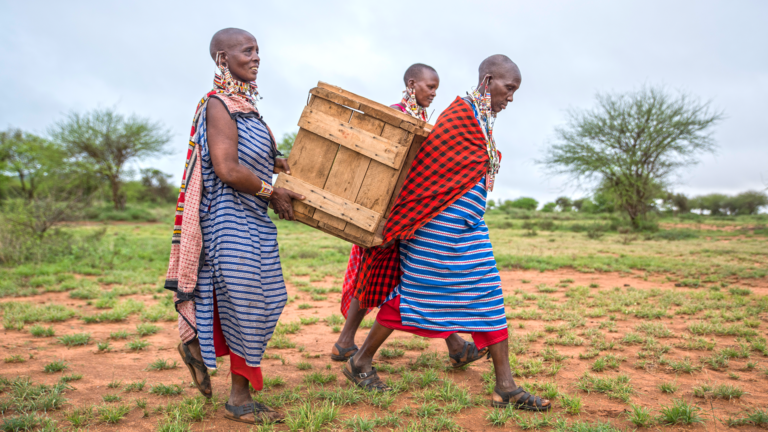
282,82 -> 431,248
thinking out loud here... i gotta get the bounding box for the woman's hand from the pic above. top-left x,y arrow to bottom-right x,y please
274,158 -> 291,175
269,187 -> 305,221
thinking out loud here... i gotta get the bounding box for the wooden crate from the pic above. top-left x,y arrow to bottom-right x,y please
274,82 -> 431,248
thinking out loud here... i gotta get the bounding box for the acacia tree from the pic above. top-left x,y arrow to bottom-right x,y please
540,87 -> 723,228
0,129 -> 66,200
51,108 -> 171,209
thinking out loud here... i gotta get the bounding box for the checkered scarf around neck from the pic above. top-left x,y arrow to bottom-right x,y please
164,71 -> 263,343
354,96 -> 496,309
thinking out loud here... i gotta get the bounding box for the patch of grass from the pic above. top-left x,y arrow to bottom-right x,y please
147,359 -> 178,371
323,314 -> 344,326
380,348 -> 405,359
388,337 -> 430,351
299,317 -> 319,325
303,371 -> 336,385
702,353 -> 729,370
102,394 -> 122,402
97,341 -> 111,352
107,380 -> 121,389
43,360 -> 68,373
59,373 -> 83,383
65,406 -> 94,427
136,323 -> 160,336
559,393 -> 582,415
98,403 -> 131,424
263,376 -> 286,389
284,400 -> 339,432
297,303 -> 313,310
29,324 -> 55,337
124,379 -> 146,392
109,330 -> 130,339
576,373 -> 634,403
658,381 -> 679,394
4,354 -> 25,363
635,322 -> 673,338
591,354 -> 624,372
658,399 -> 703,425
662,357 -> 702,374
275,320 -> 302,335
296,361 -> 313,370
1,301 -> 76,330
626,404 -> 654,427
126,339 -> 151,351
727,408 -> 768,427
149,383 -> 184,396
268,334 -> 296,349
729,287 -> 752,296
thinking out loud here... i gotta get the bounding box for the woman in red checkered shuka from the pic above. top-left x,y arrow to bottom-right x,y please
330,63 -> 489,370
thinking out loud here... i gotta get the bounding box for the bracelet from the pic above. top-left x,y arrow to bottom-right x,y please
256,180 -> 273,198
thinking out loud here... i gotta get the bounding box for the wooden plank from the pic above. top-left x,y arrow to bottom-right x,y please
317,221 -> 374,248
343,123 -> 411,240
309,87 -> 361,112
317,81 -> 424,128
314,112 -> 386,230
384,132 -> 426,218
294,212 -> 318,227
286,96 -> 352,217
274,173 -> 382,232
297,106 -> 406,169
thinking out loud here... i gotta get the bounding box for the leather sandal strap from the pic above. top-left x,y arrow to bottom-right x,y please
225,402 -> 254,418
182,343 -> 208,372
334,343 -> 359,356
449,341 -> 470,363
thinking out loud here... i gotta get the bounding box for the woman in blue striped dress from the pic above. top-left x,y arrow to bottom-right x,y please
179,28 -> 304,425
393,177 -> 508,333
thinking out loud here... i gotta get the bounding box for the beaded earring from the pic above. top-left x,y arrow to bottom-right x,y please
215,52 -> 236,95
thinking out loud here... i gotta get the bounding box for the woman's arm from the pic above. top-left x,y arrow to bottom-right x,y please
206,97 -> 304,220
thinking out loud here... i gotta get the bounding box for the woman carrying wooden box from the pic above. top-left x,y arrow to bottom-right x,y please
343,55 -> 552,411
332,64 -> 491,370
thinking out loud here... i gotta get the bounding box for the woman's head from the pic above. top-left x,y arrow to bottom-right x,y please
477,55 -> 522,113
403,63 -> 439,108
210,28 -> 260,83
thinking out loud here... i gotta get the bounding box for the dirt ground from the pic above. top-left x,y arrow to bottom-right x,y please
1,268 -> 767,431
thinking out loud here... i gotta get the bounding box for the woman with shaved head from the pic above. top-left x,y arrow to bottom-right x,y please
333,63 -> 491,371
343,55 -> 552,411
165,28 -> 303,424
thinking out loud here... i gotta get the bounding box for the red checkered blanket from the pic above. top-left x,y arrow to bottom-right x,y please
355,96 -> 494,308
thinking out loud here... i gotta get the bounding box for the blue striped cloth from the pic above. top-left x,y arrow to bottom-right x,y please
389,177 -> 507,332
193,106 -> 286,369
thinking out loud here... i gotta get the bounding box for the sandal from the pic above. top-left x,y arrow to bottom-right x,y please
224,401 -> 285,424
177,342 -> 212,398
449,341 -> 490,368
342,357 -> 391,392
492,386 -> 551,411
331,343 -> 359,362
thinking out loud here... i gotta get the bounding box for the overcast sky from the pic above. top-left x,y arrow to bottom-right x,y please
1,1 -> 766,204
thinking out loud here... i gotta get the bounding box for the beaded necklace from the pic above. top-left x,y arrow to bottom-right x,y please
400,88 -> 428,121
466,81 -> 500,191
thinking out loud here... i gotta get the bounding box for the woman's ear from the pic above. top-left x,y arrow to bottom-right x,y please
407,78 -> 416,89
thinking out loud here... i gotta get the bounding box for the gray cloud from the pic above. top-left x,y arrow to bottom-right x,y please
1,0 -> 766,204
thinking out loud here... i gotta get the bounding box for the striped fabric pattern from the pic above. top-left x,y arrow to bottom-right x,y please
391,177 -> 507,332
194,106 -> 287,369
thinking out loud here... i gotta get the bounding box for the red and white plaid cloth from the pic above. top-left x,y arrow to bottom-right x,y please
340,245 -> 362,318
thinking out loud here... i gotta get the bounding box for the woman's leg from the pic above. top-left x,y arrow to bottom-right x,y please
333,298 -> 367,352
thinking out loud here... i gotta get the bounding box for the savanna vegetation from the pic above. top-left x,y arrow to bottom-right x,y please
1,93 -> 766,431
